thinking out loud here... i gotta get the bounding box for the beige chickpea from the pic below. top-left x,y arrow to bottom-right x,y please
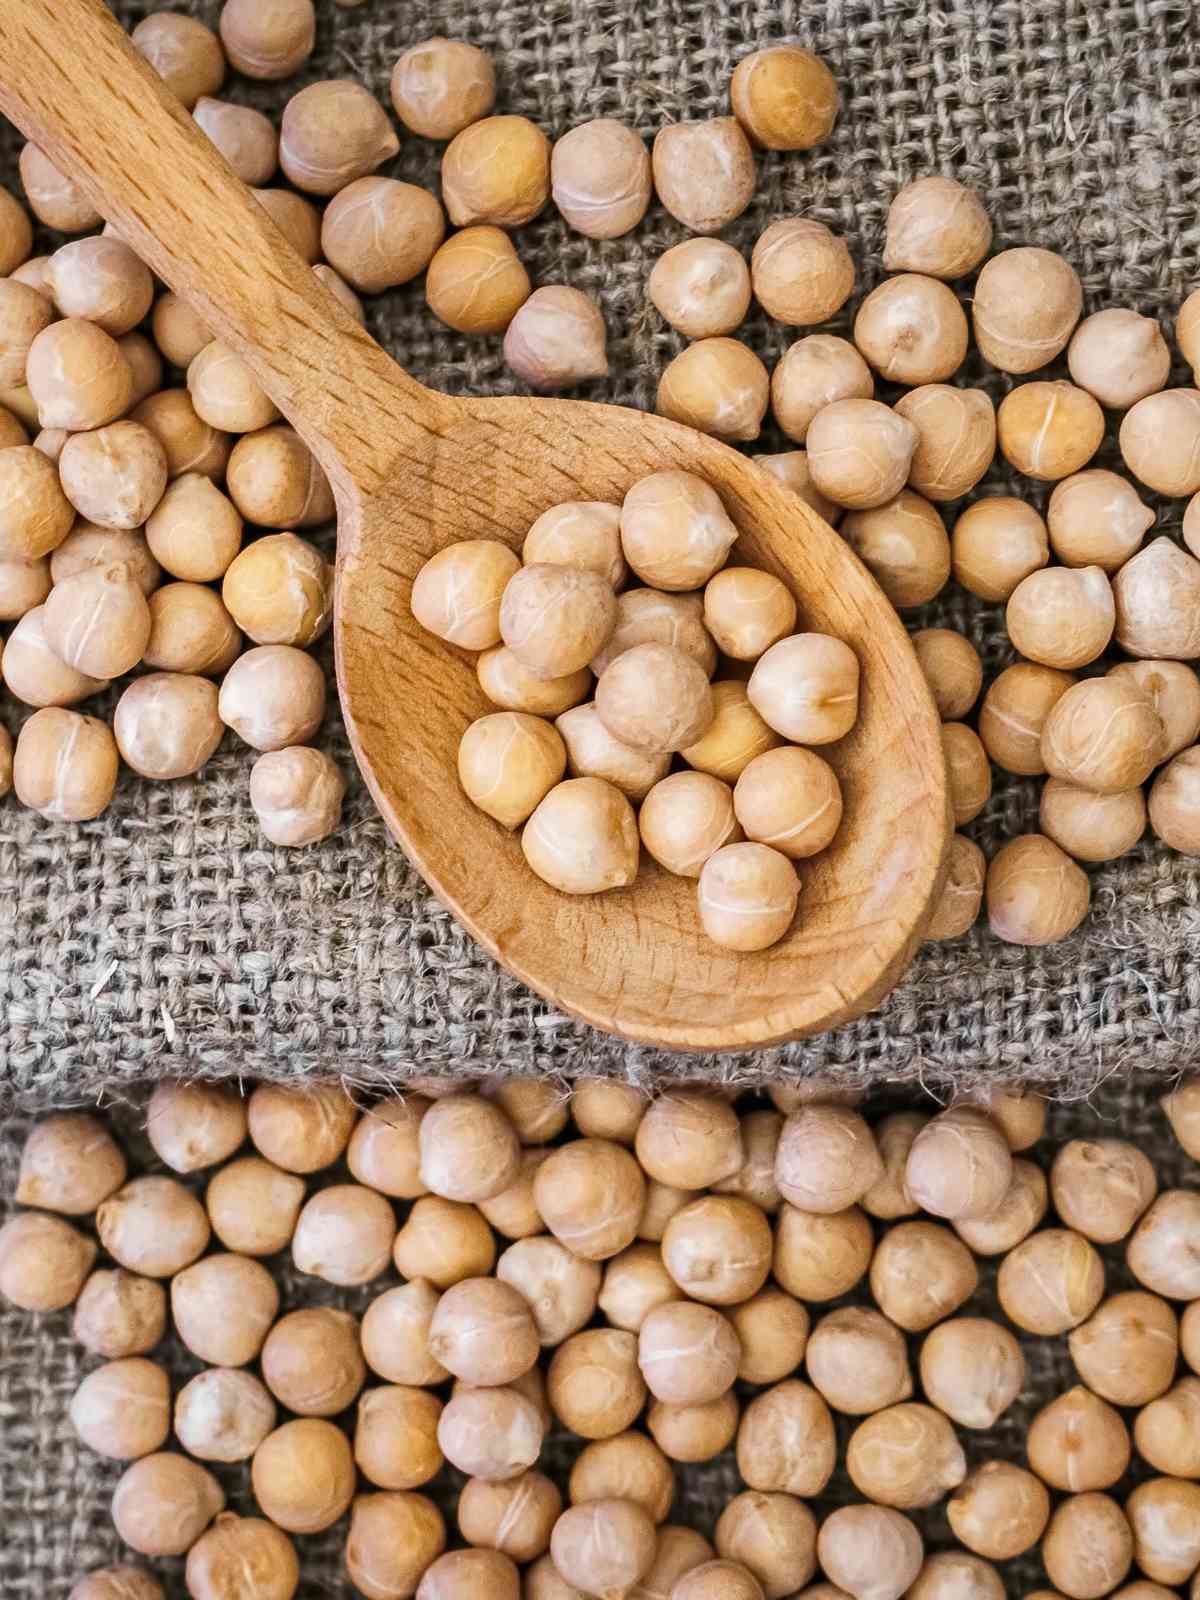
362,1281 -> 446,1387
842,490 -> 951,610
70,1567 -> 164,1600
172,1252 -> 279,1366
652,117 -> 755,233
1128,1190 -> 1200,1299
570,1432 -> 674,1522
736,1379 -> 835,1497
417,1092 -> 521,1204
905,1554 -> 1004,1600
671,1561 -> 764,1600
998,380 -> 1105,480
111,1454 -> 225,1558
1069,1291 -> 1178,1406
551,1501 -> 657,1599
146,1080 -> 245,1174
0,1210 -> 96,1310
253,1419 -> 355,1537
185,1515 -> 296,1600
144,583 -> 240,677
558,703 -> 670,802
204,1155 -> 306,1256
13,707 -> 118,821
117,333 -> 163,410
501,563 -> 617,679
2,605 -> 111,707
0,185 -> 33,273
647,1393 -> 739,1465
620,470 -> 737,592
247,1081 -> 356,1172
639,1299 -> 741,1408
428,1276 -> 539,1387
482,1078 -> 568,1145
972,246 -> 1082,373
774,1202 -> 873,1302
113,672 -> 223,780
961,1089 -> 1046,1150
1007,565 -> 1114,670
425,226 -> 531,335
1040,780 -> 1146,863
192,97 -> 278,186
1029,1385 -> 1131,1493
217,0 -> 313,79
131,12 -> 223,107
919,1317 -> 1024,1429
1182,289 -> 1200,383
883,176 -> 992,279
261,1307 -> 365,1417
522,775 -> 640,894
0,279 -> 53,390
770,334 -> 873,446
1067,307 -> 1170,409
806,398 -> 918,511
869,1220 -> 977,1332
1042,676 -> 1163,794
905,1106 -> 1012,1221
698,841 -> 799,952
498,1235 -> 600,1346
854,275 -> 969,385
457,712 -> 566,830
458,1470 -> 560,1563
132,389 -> 232,481
551,119 -> 651,239
1114,535 -> 1200,658
912,629 -> 983,721
1151,745 -> 1200,854
226,427 -> 334,530
1121,388 -> 1200,496
393,1196 -> 495,1288
1135,1376 -> 1200,1477
534,1137 -> 645,1261
0,553 -> 51,620
817,1506 -> 923,1600
254,187 -> 323,265
548,1327 -> 645,1438
893,384 -> 996,502
638,771 -> 740,876
776,1104 -> 882,1213
979,662 -> 1075,775
218,644 -> 326,750
524,501 -> 624,588
731,43 -> 838,151
951,495 -> 1048,603
389,36 -> 495,140
45,238 -> 153,338
593,587 -> 717,677
279,79 -> 398,196
748,632 -> 859,744
53,526 -> 159,604
726,1286 -> 808,1386
1041,1493 -> 1133,1600
649,239 -> 752,340
501,286 -> 603,389
41,561 -> 150,678
478,647 -> 590,718
862,1112 -> 925,1218
846,1402 -> 967,1509
997,1226 -> 1104,1335
733,747 -> 842,859
69,1357 -> 170,1461
803,1305 -> 910,1416
714,1113 -> 782,1213
1112,659 -> 1200,759
58,423 -> 167,534
188,341 -> 279,434
1051,1139 -> 1157,1243
751,219 -> 854,326
441,114 -> 550,229
321,177 -> 446,293
635,1091 -> 741,1190
657,338 -> 770,442
1125,1479 -> 1200,1586
661,1195 -> 771,1306
19,143 -> 102,232
987,833 -> 1091,945
15,1113 -> 125,1216
353,1385 -> 443,1491
292,1183 -> 397,1287
1164,1080 -> 1200,1161
571,1079 -> 647,1146
948,1462 -> 1051,1562
703,568 -> 796,661
1047,469 -> 1154,574
596,643 -> 713,754
412,539 -> 520,650
0,444 -> 74,560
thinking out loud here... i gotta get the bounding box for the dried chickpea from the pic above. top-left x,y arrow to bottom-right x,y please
948,1463 -> 1051,1562
345,1492 -> 446,1600
225,428 -> 333,529
501,563 -> 617,679
458,712 -> 566,829
412,539 -> 520,650
0,554 -> 50,619
550,1501 -> 657,1599
192,97 -> 278,186
656,338 -> 769,442
854,275 -> 969,385
807,1306 -> 911,1417
1121,388 -> 1200,496
478,647 -> 590,717
244,1081 -> 354,1172
218,644 -> 325,750
1069,1291 -> 1178,1406
1006,565 -> 1114,670
776,1105 -> 882,1214
572,1079 -> 647,1146
417,1092 -> 521,1204
204,1155 -> 305,1256
845,1402 -> 967,1509
428,1276 -> 539,1387
751,219 -> 854,326
362,1280 -> 448,1386
1040,780 -> 1146,863
425,226 -> 531,335
551,119 -> 651,239
954,1156 -> 1048,1253
1048,469 -> 1155,573
725,1287 -> 808,1387
354,1385 -> 443,1491
522,776 -> 640,894
952,496 -> 1048,603
748,633 -> 859,745
0,444 -> 74,559
111,1454 -> 225,1557
279,79 -> 399,196
1112,659 -> 1200,759
0,185 -> 33,273
70,1571 -> 163,1600
254,188 -> 322,264
698,841 -> 799,952
816,1506 -> 923,1600
593,587 -> 717,677
647,1393 -> 738,1464
661,1195 -> 771,1305
499,1236 -> 600,1346
653,117 -> 755,234
45,238 -> 153,338
596,642 -> 712,755
321,177 -> 446,293
1028,1385 -> 1131,1493
171,1253 -> 279,1366
261,1307 -> 365,1416
758,448 -> 844,516
869,1220 -> 977,1332
639,1300 -> 741,1407
912,630 -> 983,722
42,562 -> 150,679
188,341 -> 278,434
19,144 -> 102,232
292,1182 -> 397,1287
1041,1494 -> 1133,1600
143,583 -> 239,677
998,381 -> 1105,480
732,747 -> 841,859
442,115 -> 550,228
773,1202 -> 873,1303
638,771 -> 739,876
861,1112 -> 925,1219
1125,1479 -> 1200,1586
185,1514 -> 296,1600
57,425 -> 166,539
15,1112 -> 125,1213
842,490 -> 951,610
0,279 -> 53,389
806,399 -> 917,511
770,334 -> 873,446
731,44 -> 838,150
906,1554 -> 1003,1600
1151,746 -> 1200,853
458,1470 -> 560,1563
635,1091 -> 742,1190
252,1418 -> 355,1537
548,1327 -> 645,1438
558,703 -> 670,802
919,1317 -> 1024,1429
894,384 -> 996,502
905,1106 -> 1012,1221
534,1137 -> 645,1260
131,13 -> 223,108
620,470 -> 736,592
13,707 -> 118,821
980,663 -> 1075,777
997,1228 -> 1104,1334
570,1432 -> 673,1522
1164,1081 -> 1200,1160
972,246 -> 1082,373
1041,676 -> 1163,795
175,1369 -> 276,1464
883,176 -> 992,279
712,1110 -> 782,1213
1114,535 -> 1200,659
1068,307 -> 1170,407
1128,1190 -> 1200,1299
3,605 -> 108,710
117,672 -> 224,779
132,389 -> 232,481
703,569 -> 795,661
649,239 -> 751,339
1051,1139 -> 1157,1243
524,501 -> 624,589
390,37 -> 495,140
736,1380 -> 835,1497
672,1561 -> 764,1600
73,1269 -> 165,1360
218,0 -> 314,80
116,333 -> 163,409
1135,1376 -> 1200,1477
0,1211 -> 96,1310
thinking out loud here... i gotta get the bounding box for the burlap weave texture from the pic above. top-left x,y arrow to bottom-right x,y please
4,0 -> 1200,1105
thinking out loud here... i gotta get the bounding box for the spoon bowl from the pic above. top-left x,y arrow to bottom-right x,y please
0,0 -> 951,1050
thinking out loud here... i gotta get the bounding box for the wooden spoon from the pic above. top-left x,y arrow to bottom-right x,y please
0,0 -> 950,1051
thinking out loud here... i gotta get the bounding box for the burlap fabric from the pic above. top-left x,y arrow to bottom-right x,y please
5,0 -> 1200,1101
1,1078 -> 1191,1598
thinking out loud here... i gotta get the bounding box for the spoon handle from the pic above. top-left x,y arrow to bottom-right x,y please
0,0 -> 443,497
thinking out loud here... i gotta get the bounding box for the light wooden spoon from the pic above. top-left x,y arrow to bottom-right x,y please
0,0 -> 951,1051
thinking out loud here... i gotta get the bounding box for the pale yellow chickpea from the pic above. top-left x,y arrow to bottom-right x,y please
846,1402 -> 967,1510
132,390 -> 232,481
1028,1385 -> 1131,1493
279,79 -> 399,197
1,604 -> 109,708
19,144 -> 102,233
948,1463 -> 1051,1563
869,1220 -> 977,1332
1041,676 -> 1164,795
1121,388 -> 1200,496
13,707 -> 118,820
841,490 -> 951,609
218,0 -> 314,80
733,746 -> 842,859
188,342 -> 279,434
1047,469 -> 1154,573
1006,565 -> 1114,670
951,496 -> 1048,602
770,334 -> 874,446
681,682 -> 782,784
649,239 -> 752,340
1111,660 -> 1200,760
524,501 -> 625,589
557,703 -> 670,801
593,587 -> 717,678
1040,780 -> 1147,864
703,568 -> 796,661
748,633 -> 860,744
131,12 -> 224,108
0,445 -> 74,560
458,712 -> 567,829
987,833 -> 1090,946
412,540 -> 520,651
894,385 -> 996,502
193,97 -> 279,186
501,563 -> 617,679
551,119 -> 652,239
751,218 -> 854,326
596,643 -> 713,754
0,554 -> 50,620
522,776 -> 640,894
145,474 -> 243,584
57,422 -> 168,532
652,117 -> 756,234
425,227 -> 531,335
45,238 -> 154,338
806,398 -> 918,511
816,1506 -> 924,1600
979,662 -> 1076,776
321,178 -> 446,294
225,426 -> 334,530
222,532 -> 331,647
1041,1493 -> 1133,1600
1149,745 -> 1200,855
656,338 -> 769,443
1113,536 -> 1200,659
43,563 -> 151,679
114,673 -> 224,780
941,722 -> 992,826
972,246 -> 1082,373
854,275 -> 969,385
1068,307 -> 1171,409
442,115 -> 551,228
477,647 -> 591,718
731,42 -> 838,150
912,629 -> 983,721
697,841 -> 800,952
620,470 -> 737,592
0,279 -> 53,389
218,645 -> 326,751
998,381 -> 1105,481
390,36 -> 495,139
883,176 -> 992,279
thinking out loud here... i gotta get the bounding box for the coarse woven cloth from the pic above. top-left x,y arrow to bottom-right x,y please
0,1077 -> 1190,1599
5,0 -> 1200,1108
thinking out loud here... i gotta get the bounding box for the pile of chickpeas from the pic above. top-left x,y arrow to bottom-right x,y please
412,474 -> 858,952
7,1074 -> 1200,1599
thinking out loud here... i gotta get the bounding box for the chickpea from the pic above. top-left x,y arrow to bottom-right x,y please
998,380 -> 1105,481
1041,675 -> 1163,796
1150,745 -> 1200,854
1067,307 -> 1170,407
661,1194 -> 771,1306
218,644 -> 326,750
73,1269 -> 165,1360
652,117 -> 755,233
1047,469 -> 1154,573
390,36 -> 495,140
905,1554 -> 1004,1600
442,114 -> 550,228
711,1109 -> 782,1213
702,569 -> 795,663
458,1470 -> 560,1563
0,185 -> 33,273
649,239 -> 752,340
954,1157 -> 1049,1255
593,587 -> 717,677
319,176 -> 446,293
657,338 -> 770,442
1029,1385 -> 1131,1493
1006,565 -> 1114,671
551,1501 -> 658,1599
1135,1376 -> 1200,1477
424,226 -> 532,336
13,707 -> 118,821
522,776 -> 640,894
412,540 -> 520,650
204,1154 -> 305,1256
0,1210 -> 96,1310
2,604 -> 111,708
948,1463 -> 1051,1562
973,246 -> 1082,372
842,489 -> 951,610
362,1280 -> 448,1387
188,341 -> 279,434
0,554 -> 51,620
869,1220 -> 977,1332
569,1432 -> 674,1523
1125,1479 -> 1200,1586
951,496 -> 1048,604
1051,1139 -> 1157,1243
862,1112 -> 925,1218
458,712 -> 566,830
131,12 -> 223,108
291,1182 -> 397,1287
1121,388 -> 1200,496
846,1402 -> 967,1509
551,119 -> 651,239
175,1369 -> 276,1464
394,1196 -> 496,1288
638,771 -> 739,876
1163,1079 -> 1200,1161
144,583 -> 240,677
261,1307 -> 365,1416
185,1515 -> 296,1600
1069,1290 -> 1178,1406
596,643 -> 713,754
534,1137 -> 645,1260
19,142 -> 102,232
751,218 -> 854,326
132,389 -> 232,481
776,1104 -> 882,1214
647,1392 -> 739,1465
1129,1190 -> 1200,1299
919,1317 -> 1024,1429
1113,659 -> 1200,760
773,1202 -> 874,1302
892,386 -> 994,504
736,1379 -> 835,1497
1041,1494 -> 1133,1600
70,1573 -> 163,1600
192,97 -> 278,186
905,1106 -> 1011,1221
0,280 -> 52,390
502,563 -> 617,679
111,1454 -> 225,1557
730,43 -> 837,150
353,1385 -> 443,1491
523,501 -> 624,589
226,428 -> 334,530
218,0 -> 315,80
1115,535 -> 1200,659
639,1300 -> 741,1407
45,238 -> 154,338
439,1382 -> 546,1481
344,1492 -> 445,1600
816,1506 -> 924,1600
748,632 -> 859,745
883,176 -> 992,279
478,646 -> 590,718
555,703 -> 667,802
279,79 -> 399,196
806,398 -> 918,511
770,335 -> 872,447
571,1079 -> 647,1146
635,1091 -> 742,1191
0,445 -> 74,560
15,1112 -> 126,1213
499,1236 -> 600,1345
246,1080 -> 355,1172
724,1287 -> 808,1387
427,1276 -> 539,1388
979,663 -> 1073,777
254,188 -> 322,264
170,1251 -> 279,1367
998,1227 -> 1104,1334
854,275 -> 969,385
1041,780 -> 1146,863
757,450 -> 840,524
115,670 -> 224,781
620,470 -> 736,592
698,841 -> 799,952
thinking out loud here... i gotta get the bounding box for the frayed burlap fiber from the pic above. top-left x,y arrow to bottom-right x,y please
4,0 -> 1200,1101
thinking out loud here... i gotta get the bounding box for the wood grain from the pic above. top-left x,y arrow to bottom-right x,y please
0,0 -> 952,1050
